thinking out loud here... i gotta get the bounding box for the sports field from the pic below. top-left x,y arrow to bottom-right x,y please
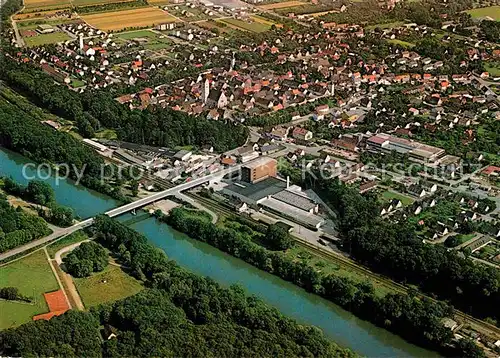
74,264 -> 143,307
259,0 -> 306,10
82,7 -> 176,31
0,251 -> 59,329
466,6 -> 500,21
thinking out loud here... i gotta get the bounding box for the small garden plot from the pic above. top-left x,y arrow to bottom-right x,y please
82,7 -> 177,32
24,31 -> 72,47
258,0 -> 306,10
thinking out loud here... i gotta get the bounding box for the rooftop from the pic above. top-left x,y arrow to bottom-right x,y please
224,177 -> 286,202
272,189 -> 317,211
243,156 -> 276,170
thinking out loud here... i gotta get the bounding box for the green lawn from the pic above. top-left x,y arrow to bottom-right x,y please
74,264 -> 143,307
387,39 -> 416,48
94,128 -> 118,140
0,251 -> 59,329
24,31 -> 71,47
485,63 -> 500,77
380,190 -> 415,206
456,233 -> 477,245
46,231 -> 89,259
466,6 -> 500,21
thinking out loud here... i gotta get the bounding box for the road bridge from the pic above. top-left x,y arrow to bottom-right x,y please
0,164 -> 242,261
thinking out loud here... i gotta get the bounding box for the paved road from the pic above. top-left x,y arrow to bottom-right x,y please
53,241 -> 88,311
0,163 -> 244,262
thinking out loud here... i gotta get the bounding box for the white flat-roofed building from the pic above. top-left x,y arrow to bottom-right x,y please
83,139 -> 112,157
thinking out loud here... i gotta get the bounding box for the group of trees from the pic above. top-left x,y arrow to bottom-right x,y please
63,241 -> 108,278
0,98 -> 131,202
0,287 -> 31,302
2,178 -> 75,227
161,208 -> 482,356
0,58 -> 248,153
0,194 -> 51,253
310,176 -> 500,326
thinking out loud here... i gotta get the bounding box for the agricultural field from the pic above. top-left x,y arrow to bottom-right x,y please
0,251 -> 59,329
23,0 -> 70,12
197,19 -> 234,34
466,6 -> 500,21
14,9 -> 62,20
74,264 -> 143,307
258,0 -> 306,10
82,7 -> 176,31
72,0 -> 135,6
217,17 -> 271,33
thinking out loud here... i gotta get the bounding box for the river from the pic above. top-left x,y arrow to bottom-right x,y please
0,147 -> 439,357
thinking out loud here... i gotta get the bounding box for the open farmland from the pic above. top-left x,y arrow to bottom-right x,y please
23,0 -> 70,12
258,0 -> 306,10
217,17 -> 271,33
81,7 -> 176,31
466,6 -> 500,21
0,251 -> 59,329
117,29 -> 174,49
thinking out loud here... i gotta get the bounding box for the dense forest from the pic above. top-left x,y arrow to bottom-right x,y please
63,241 -> 108,277
309,177 -> 500,326
161,208 -> 483,357
0,98 -> 133,201
0,216 -> 356,358
0,194 -> 51,253
0,58 -> 248,152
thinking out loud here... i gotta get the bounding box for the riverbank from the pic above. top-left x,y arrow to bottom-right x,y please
0,146 -> 440,356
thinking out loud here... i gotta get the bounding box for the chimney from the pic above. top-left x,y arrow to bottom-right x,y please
286,176 -> 290,189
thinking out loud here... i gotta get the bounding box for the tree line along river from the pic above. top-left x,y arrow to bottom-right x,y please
0,147 -> 440,357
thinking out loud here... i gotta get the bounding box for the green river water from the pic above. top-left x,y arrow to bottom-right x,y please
0,148 -> 440,357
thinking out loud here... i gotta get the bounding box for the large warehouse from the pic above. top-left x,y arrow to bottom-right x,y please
221,174 -> 325,229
